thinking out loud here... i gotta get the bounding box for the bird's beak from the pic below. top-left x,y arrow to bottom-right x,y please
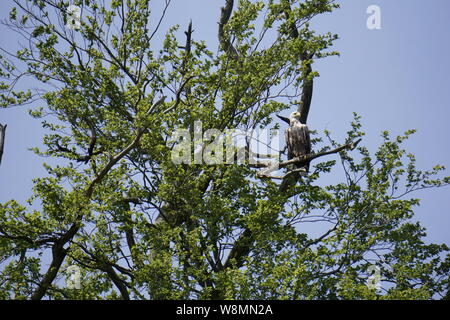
276,115 -> 290,124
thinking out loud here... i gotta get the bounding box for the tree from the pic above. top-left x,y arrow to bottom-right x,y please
0,0 -> 449,300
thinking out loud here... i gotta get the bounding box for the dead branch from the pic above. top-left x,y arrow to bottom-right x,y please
0,123 -> 6,165
283,3 -> 314,124
180,20 -> 194,96
218,0 -> 238,58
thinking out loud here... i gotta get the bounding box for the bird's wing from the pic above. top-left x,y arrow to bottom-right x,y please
302,124 -> 311,154
285,127 -> 293,160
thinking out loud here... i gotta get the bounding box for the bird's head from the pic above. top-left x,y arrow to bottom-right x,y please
290,111 -> 301,120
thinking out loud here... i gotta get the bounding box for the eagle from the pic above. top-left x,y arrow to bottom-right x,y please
278,111 -> 311,174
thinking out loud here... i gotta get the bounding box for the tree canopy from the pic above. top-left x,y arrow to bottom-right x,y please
0,0 -> 449,300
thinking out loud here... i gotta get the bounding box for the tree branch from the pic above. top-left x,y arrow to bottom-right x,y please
223,228 -> 253,270
30,114 -> 158,299
103,264 -> 130,300
218,0 -> 238,58
282,3 -> 314,124
0,123 -> 6,165
162,76 -> 194,114
256,139 -> 362,178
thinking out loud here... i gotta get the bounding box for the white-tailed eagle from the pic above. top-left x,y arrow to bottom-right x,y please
278,111 -> 311,174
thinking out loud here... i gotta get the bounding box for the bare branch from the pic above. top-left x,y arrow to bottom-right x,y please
218,0 -> 238,58
31,243 -> 68,300
0,124 -> 6,165
282,3 -> 314,124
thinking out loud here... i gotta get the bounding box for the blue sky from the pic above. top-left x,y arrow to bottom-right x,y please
1,0 -> 449,248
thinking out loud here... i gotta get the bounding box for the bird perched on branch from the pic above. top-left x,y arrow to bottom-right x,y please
278,111 -> 311,175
